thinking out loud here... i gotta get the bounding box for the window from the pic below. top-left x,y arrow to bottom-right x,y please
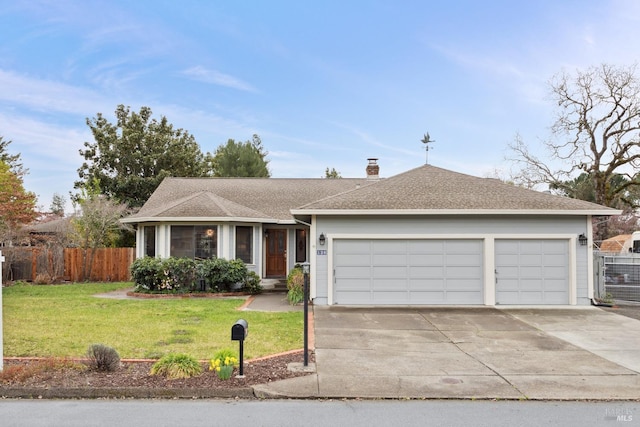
170,225 -> 217,259
296,229 -> 307,263
235,226 -> 253,263
144,226 -> 156,257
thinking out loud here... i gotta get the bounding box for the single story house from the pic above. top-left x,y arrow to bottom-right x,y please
122,159 -> 619,306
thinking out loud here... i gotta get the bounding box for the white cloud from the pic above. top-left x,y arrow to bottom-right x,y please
0,69 -> 110,115
182,66 -> 257,92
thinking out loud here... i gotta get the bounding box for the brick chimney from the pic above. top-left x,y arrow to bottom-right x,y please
366,158 -> 379,180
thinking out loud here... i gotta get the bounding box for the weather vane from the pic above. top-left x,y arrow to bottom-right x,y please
421,133 -> 435,164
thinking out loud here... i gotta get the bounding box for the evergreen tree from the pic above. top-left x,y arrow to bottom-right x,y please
209,134 -> 270,177
76,105 -> 211,207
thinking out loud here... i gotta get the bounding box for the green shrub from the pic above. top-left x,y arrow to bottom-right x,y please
150,353 -> 203,379
198,258 -> 226,292
131,256 -> 255,294
244,271 -> 263,294
130,257 -> 163,291
86,343 -> 121,372
286,266 -> 305,305
160,257 -> 197,292
197,257 -> 248,292
227,259 -> 249,289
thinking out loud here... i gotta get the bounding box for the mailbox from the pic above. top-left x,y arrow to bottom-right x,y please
231,319 -> 248,341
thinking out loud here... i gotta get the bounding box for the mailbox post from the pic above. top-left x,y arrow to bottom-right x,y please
231,319 -> 248,377
301,262 -> 310,366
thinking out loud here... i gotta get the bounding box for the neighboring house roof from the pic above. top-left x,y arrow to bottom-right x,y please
123,177 -> 371,224
26,216 -> 72,234
292,165 -> 620,216
600,234 -> 632,253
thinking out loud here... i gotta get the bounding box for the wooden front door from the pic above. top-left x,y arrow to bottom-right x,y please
266,229 -> 287,277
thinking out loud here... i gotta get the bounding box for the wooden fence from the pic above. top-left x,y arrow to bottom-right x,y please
1,247 -> 134,283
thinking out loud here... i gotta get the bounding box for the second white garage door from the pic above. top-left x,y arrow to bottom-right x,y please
333,239 -> 484,305
495,239 -> 569,305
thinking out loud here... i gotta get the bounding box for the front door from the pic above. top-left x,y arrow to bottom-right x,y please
266,229 -> 287,277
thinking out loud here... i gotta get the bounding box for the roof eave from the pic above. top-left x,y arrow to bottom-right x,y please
121,216 -> 283,224
290,208 -> 622,216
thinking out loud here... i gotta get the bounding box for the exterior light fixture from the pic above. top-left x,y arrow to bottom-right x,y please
319,233 -> 326,246
578,234 -> 588,246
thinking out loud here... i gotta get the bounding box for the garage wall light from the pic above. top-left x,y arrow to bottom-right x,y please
319,233 -> 326,246
578,233 -> 588,246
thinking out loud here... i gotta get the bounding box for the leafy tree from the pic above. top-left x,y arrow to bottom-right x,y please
72,186 -> 132,280
209,134 -> 270,177
76,105 -> 211,208
324,167 -> 342,178
509,64 -> 640,210
0,160 -> 37,235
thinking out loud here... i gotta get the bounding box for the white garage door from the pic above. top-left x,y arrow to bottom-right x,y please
333,239 -> 484,305
495,239 -> 569,305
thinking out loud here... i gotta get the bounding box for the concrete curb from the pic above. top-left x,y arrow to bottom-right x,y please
0,386 -> 256,400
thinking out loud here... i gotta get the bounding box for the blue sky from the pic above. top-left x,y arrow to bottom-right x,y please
1,0 -> 639,211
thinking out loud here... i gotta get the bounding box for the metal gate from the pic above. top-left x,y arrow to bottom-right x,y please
594,252 -> 640,302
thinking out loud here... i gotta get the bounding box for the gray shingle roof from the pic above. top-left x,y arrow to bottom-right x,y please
294,165 -> 619,214
124,177 -> 371,223
124,165 -> 619,224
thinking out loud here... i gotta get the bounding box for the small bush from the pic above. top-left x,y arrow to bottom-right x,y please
130,256 -> 163,291
150,353 -> 203,379
198,257 -> 227,292
286,266 -> 305,305
86,344 -> 121,372
244,271 -> 263,294
160,257 -> 197,292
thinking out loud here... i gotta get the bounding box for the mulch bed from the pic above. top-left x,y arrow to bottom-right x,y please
0,351 -> 314,397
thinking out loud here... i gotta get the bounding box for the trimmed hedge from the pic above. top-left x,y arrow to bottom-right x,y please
130,257 -> 262,294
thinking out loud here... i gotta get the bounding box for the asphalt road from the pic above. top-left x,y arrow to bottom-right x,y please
0,399 -> 637,427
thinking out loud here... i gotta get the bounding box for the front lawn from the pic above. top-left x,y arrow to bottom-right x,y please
2,282 -> 303,360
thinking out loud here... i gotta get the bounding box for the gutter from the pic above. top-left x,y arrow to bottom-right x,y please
294,218 -> 312,227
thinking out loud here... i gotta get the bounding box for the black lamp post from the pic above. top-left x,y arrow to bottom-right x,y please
301,262 -> 310,366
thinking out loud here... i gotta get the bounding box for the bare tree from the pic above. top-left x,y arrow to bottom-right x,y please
72,196 -> 132,281
509,64 -> 640,209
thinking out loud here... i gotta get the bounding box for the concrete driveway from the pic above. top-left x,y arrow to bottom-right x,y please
255,306 -> 640,400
